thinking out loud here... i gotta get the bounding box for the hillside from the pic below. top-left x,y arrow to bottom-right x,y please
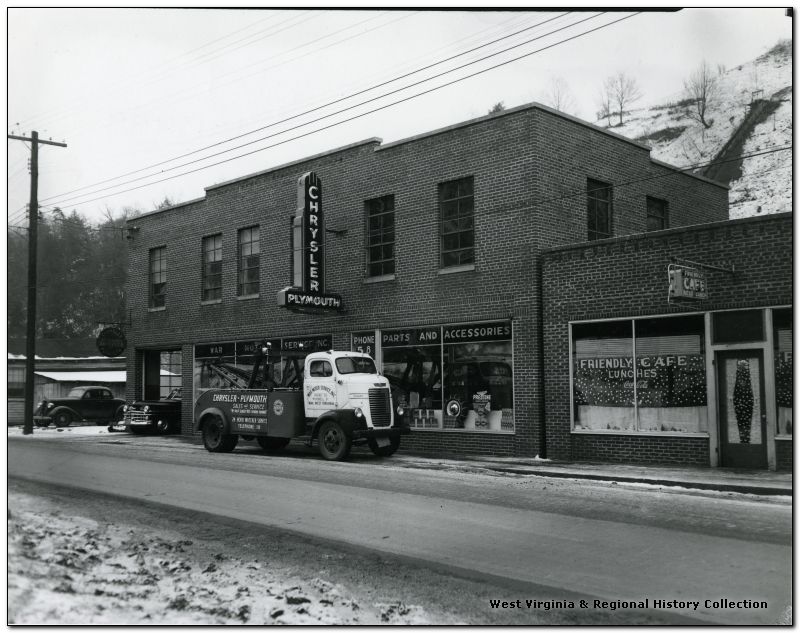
601,39 -> 792,219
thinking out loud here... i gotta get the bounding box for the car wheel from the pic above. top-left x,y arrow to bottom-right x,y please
53,411 -> 73,428
257,436 -> 291,452
318,420 -> 351,461
107,407 -> 125,427
367,436 -> 401,457
156,419 -> 171,435
202,415 -> 238,453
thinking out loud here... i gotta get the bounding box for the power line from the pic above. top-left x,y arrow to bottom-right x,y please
46,12 -> 612,208
41,10 -> 562,204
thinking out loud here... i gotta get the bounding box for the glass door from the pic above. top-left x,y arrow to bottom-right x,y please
716,350 -> 767,468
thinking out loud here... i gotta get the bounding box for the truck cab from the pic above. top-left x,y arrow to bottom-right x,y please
194,350 -> 409,460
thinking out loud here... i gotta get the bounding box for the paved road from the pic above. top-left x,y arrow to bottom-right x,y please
7,432 -> 791,624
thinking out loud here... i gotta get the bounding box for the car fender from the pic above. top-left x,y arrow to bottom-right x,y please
311,409 -> 364,440
48,405 -> 81,420
194,407 -> 231,434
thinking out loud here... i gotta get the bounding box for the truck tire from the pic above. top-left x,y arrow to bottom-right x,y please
318,420 -> 351,461
53,411 -> 73,428
202,415 -> 239,453
367,436 -> 400,457
257,436 -> 291,452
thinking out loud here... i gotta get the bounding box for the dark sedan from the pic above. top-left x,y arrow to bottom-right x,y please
111,388 -> 182,435
34,386 -> 126,427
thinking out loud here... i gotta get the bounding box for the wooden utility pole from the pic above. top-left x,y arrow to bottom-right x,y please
8,131 -> 67,435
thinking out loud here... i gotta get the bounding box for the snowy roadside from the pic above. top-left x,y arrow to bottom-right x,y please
7,486 -> 432,625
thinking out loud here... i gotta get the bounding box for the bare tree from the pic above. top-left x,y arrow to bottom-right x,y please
684,60 -> 719,129
604,72 -> 643,126
596,88 -> 613,127
543,77 -> 576,115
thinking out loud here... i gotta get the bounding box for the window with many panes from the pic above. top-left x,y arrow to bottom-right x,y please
646,196 -> 668,231
439,177 -> 474,268
160,350 -> 182,398
201,234 -> 223,301
587,178 -> 612,241
365,195 -> 395,277
238,226 -> 260,296
8,367 -> 24,398
149,246 -> 166,308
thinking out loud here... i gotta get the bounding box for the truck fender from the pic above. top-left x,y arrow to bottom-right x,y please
311,409 -> 361,440
194,407 -> 231,435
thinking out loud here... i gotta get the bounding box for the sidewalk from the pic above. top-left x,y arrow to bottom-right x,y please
391,452 -> 794,496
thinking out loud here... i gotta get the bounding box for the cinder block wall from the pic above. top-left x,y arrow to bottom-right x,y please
126,103 -> 730,457
542,213 -> 792,466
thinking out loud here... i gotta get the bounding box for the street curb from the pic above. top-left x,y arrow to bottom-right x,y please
481,466 -> 793,496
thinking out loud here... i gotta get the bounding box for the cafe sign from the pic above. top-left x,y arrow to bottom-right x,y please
277,172 -> 344,312
668,265 -> 707,300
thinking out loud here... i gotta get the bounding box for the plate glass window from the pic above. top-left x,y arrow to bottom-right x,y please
587,178 -> 612,241
238,226 -> 260,296
149,246 -> 166,308
160,351 -> 182,398
365,196 -> 395,277
646,196 -> 668,231
201,234 -> 223,301
439,177 -> 475,268
773,308 -> 792,436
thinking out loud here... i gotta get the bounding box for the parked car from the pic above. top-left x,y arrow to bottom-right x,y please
34,386 -> 126,427
110,388 -> 182,435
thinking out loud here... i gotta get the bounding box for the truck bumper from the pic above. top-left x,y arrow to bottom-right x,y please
352,426 -> 410,440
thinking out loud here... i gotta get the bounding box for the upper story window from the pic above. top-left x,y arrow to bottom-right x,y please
201,234 -> 223,302
238,226 -> 260,296
646,196 -> 668,231
365,195 -> 395,277
149,246 -> 166,309
587,178 -> 612,241
439,176 -> 474,268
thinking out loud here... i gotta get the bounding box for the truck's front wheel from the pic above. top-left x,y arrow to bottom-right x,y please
318,420 -> 351,461
202,415 -> 239,453
368,436 -> 400,457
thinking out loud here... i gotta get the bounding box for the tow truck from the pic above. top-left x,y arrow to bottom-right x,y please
194,346 -> 409,460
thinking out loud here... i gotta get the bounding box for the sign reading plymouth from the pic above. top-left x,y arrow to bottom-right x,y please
278,172 -> 344,312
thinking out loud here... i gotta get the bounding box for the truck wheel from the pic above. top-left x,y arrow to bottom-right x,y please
202,415 -> 239,453
368,436 -> 400,457
257,436 -> 291,452
318,420 -> 351,461
53,411 -> 73,428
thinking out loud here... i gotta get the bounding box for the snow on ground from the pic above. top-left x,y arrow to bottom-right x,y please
7,488 -> 430,625
598,39 -> 791,218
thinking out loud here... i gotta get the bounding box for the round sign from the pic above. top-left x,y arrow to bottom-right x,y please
273,399 -> 284,416
445,399 -> 462,418
96,326 -> 127,357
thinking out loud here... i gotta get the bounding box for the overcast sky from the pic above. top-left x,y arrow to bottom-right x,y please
6,6 -> 791,226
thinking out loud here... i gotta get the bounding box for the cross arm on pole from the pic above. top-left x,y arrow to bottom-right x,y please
8,134 -> 67,147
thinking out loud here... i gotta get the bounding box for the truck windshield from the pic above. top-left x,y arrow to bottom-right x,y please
335,357 -> 377,375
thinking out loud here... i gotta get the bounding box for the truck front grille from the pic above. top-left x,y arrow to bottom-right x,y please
124,410 -> 152,425
368,388 -> 391,427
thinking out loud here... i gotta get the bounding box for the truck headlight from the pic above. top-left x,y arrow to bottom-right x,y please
354,407 -> 363,418
143,405 -> 151,413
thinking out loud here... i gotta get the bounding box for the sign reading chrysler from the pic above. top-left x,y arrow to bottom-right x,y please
277,172 -> 344,312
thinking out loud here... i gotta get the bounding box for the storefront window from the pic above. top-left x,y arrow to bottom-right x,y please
352,321 -> 514,432
573,320 -> 635,431
773,308 -> 792,436
572,316 -> 707,433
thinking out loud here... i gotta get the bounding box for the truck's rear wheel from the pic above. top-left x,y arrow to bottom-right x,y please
202,415 -> 239,453
257,436 -> 291,452
368,436 -> 400,457
318,420 -> 351,461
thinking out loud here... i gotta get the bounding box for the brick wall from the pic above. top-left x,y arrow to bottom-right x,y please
542,213 -> 792,466
126,103 -> 728,457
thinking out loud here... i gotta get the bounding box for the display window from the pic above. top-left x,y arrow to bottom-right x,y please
773,308 -> 792,436
351,321 -> 514,432
193,334 -> 331,402
572,315 -> 707,433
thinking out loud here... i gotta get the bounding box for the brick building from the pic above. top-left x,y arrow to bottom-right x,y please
542,213 -> 792,470
125,102 -> 732,460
